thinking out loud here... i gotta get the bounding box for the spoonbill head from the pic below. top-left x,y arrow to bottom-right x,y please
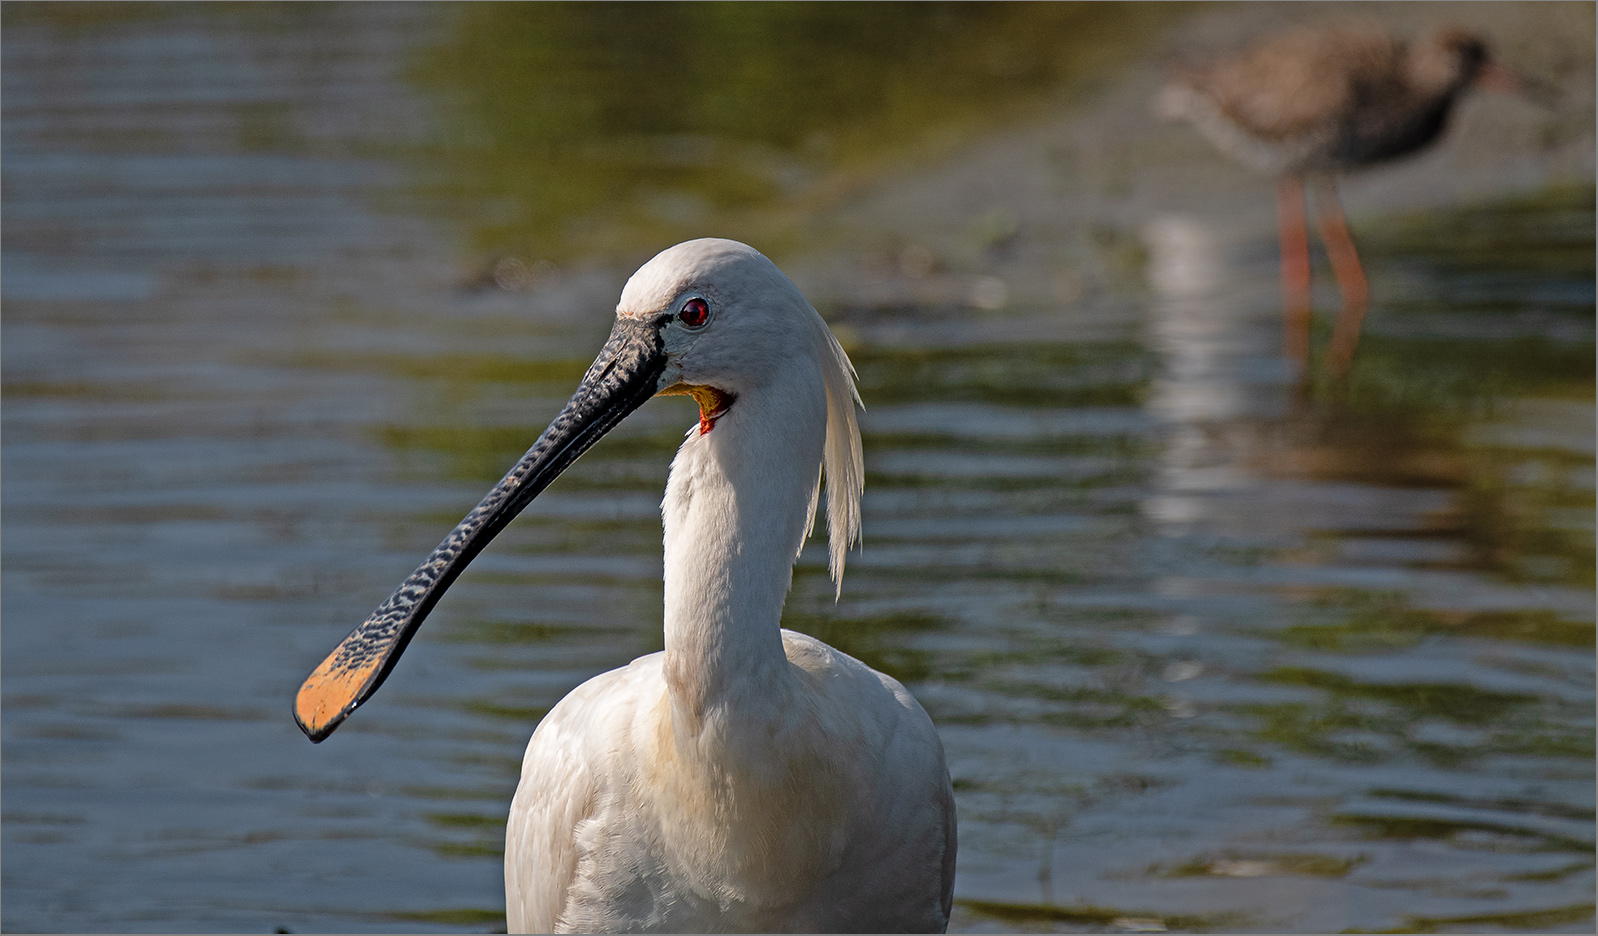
294,238 -> 955,933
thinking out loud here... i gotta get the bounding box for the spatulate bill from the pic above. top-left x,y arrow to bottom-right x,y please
294,317 -> 668,741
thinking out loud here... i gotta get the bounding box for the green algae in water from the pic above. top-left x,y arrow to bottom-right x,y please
1361,183 -> 1598,281
386,906 -> 506,927
958,897 -> 1241,932
1292,184 -> 1596,599
1357,902 -> 1597,935
1154,851 -> 1367,879
1277,591 -> 1596,652
1258,668 -> 1536,725
1329,813 -> 1592,854
1213,747 -> 1272,769
425,811 -> 503,830
850,341 -> 1154,409
782,608 -> 947,685
1500,859 -> 1597,883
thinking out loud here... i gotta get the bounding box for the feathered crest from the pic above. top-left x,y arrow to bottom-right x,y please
799,309 -> 864,599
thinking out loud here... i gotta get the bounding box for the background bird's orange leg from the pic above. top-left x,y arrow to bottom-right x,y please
1276,176 -> 1312,377
1313,178 -> 1369,378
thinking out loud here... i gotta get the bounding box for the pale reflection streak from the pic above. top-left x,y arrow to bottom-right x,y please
1139,214 -> 1276,531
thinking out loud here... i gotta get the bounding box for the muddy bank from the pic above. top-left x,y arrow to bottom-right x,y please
784,1 -> 1594,319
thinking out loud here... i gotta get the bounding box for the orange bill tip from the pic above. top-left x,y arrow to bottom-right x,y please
294,644 -> 382,742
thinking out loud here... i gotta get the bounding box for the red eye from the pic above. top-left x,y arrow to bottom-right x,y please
678,297 -> 709,328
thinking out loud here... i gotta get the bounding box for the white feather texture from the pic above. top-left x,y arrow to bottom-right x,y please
503,239 -> 953,934
815,310 -> 864,596
618,237 -> 864,595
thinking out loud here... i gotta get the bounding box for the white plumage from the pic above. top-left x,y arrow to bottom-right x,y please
502,240 -> 955,933
294,239 -> 954,930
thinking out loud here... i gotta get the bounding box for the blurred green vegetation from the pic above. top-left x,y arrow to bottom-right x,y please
2,1 -> 186,31
407,2 -> 1186,261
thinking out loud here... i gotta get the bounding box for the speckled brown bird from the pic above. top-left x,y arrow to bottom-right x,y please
1158,24 -> 1523,378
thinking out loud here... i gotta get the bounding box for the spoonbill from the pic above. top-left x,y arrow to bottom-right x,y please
294,238 -> 957,933
1158,24 -> 1526,377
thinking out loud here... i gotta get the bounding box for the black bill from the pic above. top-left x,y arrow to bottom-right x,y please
295,317 -> 666,742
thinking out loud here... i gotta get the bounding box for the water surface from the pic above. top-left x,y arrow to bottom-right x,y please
3,5 -> 1592,933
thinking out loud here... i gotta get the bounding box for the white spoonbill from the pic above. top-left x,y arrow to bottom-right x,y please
295,238 -> 957,933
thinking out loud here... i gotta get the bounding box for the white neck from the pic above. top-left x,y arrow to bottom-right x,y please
659,361 -> 827,729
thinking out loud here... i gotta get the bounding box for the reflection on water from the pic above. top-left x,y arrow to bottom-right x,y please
408,2 -> 1184,262
3,5 -> 1593,934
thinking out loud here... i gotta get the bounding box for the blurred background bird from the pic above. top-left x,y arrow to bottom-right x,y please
1157,23 -> 1537,379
